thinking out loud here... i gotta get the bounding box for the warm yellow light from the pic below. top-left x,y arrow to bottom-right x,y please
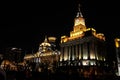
70,31 -> 83,38
74,18 -> 85,26
61,36 -> 69,43
83,55 -> 88,59
82,61 -> 89,66
96,33 -> 105,40
90,54 -> 95,59
24,55 -> 34,59
115,38 -> 120,48
60,57 -> 62,61
40,42 -> 51,47
61,35 -> 67,38
40,53 -> 52,56
63,38 -> 68,42
86,28 -> 96,32
64,56 -> 68,61
48,37 -> 56,42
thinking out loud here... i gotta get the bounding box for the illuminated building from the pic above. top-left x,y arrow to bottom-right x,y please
59,4 -> 107,76
24,36 -> 60,72
115,38 -> 120,76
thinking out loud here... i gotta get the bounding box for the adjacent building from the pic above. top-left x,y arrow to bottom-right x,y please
24,36 -> 60,72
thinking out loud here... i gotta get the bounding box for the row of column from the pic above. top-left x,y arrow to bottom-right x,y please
60,42 -> 97,61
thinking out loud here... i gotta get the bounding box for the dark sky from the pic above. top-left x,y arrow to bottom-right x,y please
0,0 -> 120,53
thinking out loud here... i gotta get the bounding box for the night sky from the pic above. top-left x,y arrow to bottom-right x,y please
0,0 -> 120,54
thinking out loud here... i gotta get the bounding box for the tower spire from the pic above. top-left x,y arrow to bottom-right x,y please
44,35 -> 48,42
76,4 -> 83,17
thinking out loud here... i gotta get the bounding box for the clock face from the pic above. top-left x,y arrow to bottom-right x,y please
75,19 -> 80,26
76,19 -> 79,23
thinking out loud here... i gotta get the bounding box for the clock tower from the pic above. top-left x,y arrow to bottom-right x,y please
70,4 -> 87,39
74,4 -> 85,27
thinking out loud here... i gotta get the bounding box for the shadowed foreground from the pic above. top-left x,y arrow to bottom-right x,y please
5,71 -> 120,80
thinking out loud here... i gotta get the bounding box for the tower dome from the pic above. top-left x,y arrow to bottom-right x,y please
39,36 -> 51,53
